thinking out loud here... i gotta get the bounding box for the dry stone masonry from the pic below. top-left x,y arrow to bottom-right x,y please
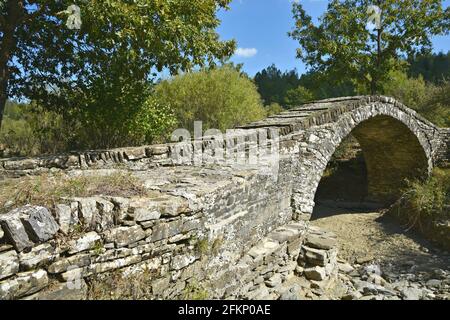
0,96 -> 448,300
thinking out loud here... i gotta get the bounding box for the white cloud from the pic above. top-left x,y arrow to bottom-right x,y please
235,47 -> 258,58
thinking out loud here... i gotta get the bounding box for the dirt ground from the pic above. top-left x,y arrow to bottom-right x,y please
311,204 -> 450,273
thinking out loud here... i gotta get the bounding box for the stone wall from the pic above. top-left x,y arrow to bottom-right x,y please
0,159 -> 301,299
0,95 -> 448,300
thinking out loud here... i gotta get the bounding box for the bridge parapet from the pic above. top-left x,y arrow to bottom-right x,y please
0,96 -> 447,178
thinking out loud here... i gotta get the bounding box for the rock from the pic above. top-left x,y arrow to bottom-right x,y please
367,274 -> 387,286
151,276 -> 170,296
68,232 -> 101,254
89,255 -> 142,275
304,266 -> 327,281
48,254 -> 91,274
247,240 -> 280,260
104,226 -> 146,247
0,244 -> 14,253
0,225 -> 4,239
94,198 -> 115,231
0,269 -> 48,299
425,279 -> 442,288
353,279 -> 396,296
341,291 -> 363,300
74,198 -> 97,227
33,279 -> 88,300
338,262 -> 354,274
305,233 -> 336,250
363,264 -> 381,276
302,245 -> 328,266
109,197 -> 131,222
20,206 -> 59,242
356,256 -> 374,264
123,147 -> 147,160
170,253 -> 198,271
0,208 -> 34,251
54,203 -> 78,235
279,285 -> 302,300
19,243 -> 58,270
246,285 -> 271,300
401,287 -> 423,300
433,269 -> 447,279
0,250 -> 20,280
159,197 -> 190,217
265,274 -> 282,288
133,208 -> 161,222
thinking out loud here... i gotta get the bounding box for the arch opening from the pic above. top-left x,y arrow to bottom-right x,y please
312,115 -> 429,218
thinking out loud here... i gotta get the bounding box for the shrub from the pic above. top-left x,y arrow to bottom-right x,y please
153,66 -> 266,132
0,102 -> 70,157
265,102 -> 283,116
398,168 -> 450,227
284,86 -> 314,109
381,70 -> 450,127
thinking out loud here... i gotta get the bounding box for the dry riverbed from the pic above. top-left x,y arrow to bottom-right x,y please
295,204 -> 450,300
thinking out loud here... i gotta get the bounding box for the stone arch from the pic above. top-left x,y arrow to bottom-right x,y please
292,102 -> 434,221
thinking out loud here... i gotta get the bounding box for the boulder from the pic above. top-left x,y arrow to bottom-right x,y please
401,287 -> 424,300
20,206 -> 59,242
0,208 -> 34,251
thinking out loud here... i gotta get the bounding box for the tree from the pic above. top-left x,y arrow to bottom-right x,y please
408,51 -> 450,84
254,64 -> 301,106
284,86 -> 314,109
153,66 -> 266,132
289,0 -> 449,94
0,0 -> 236,129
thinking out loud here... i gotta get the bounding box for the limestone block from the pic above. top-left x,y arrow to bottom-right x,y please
0,269 -> 48,299
19,243 -> 58,270
170,253 -> 198,271
68,232 -> 101,254
304,266 -> 327,281
54,203 -> 79,235
74,198 -> 97,227
89,255 -> 142,275
302,245 -> 328,266
48,254 -> 91,274
133,207 -> 161,222
305,233 -> 337,250
104,226 -> 146,247
33,279 -> 87,300
20,206 -> 59,242
0,250 -> 20,280
0,208 -> 33,251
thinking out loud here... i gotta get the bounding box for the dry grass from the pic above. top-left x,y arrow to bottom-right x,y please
0,171 -> 147,213
87,269 -> 155,300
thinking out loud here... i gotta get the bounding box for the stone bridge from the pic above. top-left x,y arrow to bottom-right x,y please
0,96 -> 448,299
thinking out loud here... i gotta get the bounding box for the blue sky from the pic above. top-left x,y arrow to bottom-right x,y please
217,0 -> 450,76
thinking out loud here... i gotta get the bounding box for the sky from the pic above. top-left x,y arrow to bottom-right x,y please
217,0 -> 450,77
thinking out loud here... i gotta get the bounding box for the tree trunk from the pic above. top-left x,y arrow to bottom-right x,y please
0,0 -> 24,130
